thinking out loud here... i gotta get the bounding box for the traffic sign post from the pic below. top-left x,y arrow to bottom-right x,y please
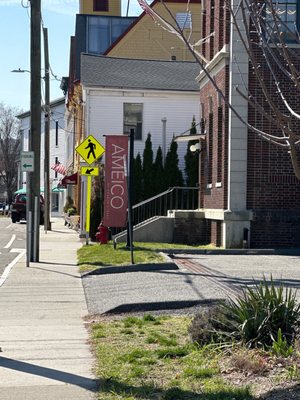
85,175 -> 92,244
21,151 -> 35,172
21,151 -> 35,265
76,136 -> 105,243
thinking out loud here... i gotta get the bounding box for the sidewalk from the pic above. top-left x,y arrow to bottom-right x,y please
0,218 -> 97,400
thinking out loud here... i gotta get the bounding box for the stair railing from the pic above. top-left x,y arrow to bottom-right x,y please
132,186 -> 199,226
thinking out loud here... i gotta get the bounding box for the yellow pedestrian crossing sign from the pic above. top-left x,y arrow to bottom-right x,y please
75,135 -> 105,165
81,166 -> 99,176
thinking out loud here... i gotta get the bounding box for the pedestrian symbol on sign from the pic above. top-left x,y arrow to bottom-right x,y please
75,135 -> 105,165
85,139 -> 96,160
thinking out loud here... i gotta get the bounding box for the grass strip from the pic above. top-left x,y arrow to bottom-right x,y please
78,241 -> 214,272
90,314 -> 252,400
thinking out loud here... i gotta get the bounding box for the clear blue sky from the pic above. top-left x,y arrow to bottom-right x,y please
0,0 -> 144,112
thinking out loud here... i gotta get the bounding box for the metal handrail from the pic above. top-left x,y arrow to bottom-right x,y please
112,186 -> 199,238
132,186 -> 199,226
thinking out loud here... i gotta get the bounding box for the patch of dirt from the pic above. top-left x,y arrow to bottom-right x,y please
220,349 -> 300,399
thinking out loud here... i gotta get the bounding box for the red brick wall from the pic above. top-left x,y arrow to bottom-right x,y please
173,217 -> 209,244
202,0 -> 229,60
247,46 -> 300,211
199,66 -> 229,210
200,0 -> 300,248
199,0 -> 230,211
251,211 -> 300,248
247,36 -> 300,247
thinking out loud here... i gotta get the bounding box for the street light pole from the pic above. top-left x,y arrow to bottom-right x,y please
29,0 -> 41,262
43,27 -> 51,232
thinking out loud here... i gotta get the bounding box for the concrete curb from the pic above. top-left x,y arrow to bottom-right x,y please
158,248 -> 300,256
81,262 -> 178,277
81,247 -> 300,278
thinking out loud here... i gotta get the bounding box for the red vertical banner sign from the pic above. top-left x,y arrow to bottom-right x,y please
103,135 -> 128,227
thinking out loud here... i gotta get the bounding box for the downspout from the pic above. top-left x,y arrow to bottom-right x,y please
161,117 -> 167,165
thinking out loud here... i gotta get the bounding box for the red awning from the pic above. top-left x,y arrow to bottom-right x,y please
61,172 -> 78,186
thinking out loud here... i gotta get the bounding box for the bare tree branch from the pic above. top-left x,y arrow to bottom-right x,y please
137,0 -> 300,178
0,103 -> 21,203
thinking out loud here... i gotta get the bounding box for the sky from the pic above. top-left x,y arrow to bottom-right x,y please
0,0 -> 144,112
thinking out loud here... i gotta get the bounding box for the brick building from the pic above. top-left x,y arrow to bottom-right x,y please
197,0 -> 300,248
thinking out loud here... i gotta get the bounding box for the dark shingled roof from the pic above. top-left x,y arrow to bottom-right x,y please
81,54 -> 200,92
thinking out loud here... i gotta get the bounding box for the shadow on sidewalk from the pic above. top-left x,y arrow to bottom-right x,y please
49,229 -> 77,234
39,261 -> 77,267
31,266 -> 80,279
0,356 -> 98,391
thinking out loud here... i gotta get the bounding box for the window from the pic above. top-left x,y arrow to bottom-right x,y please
217,107 -> 223,182
208,113 -> 213,184
52,193 -> 59,212
209,0 -> 215,59
94,0 -> 108,12
266,0 -> 298,42
87,16 -> 135,55
54,157 -> 58,178
123,103 -> 143,140
55,121 -> 58,147
88,16 -> 110,54
111,18 -> 134,43
176,12 -> 192,29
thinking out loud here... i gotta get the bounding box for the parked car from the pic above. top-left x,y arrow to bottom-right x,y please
0,203 -> 9,215
11,194 -> 44,224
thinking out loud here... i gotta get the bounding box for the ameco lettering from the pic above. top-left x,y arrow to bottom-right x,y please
110,145 -> 126,210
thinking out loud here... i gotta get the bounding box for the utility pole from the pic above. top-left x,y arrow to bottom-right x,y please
43,27 -> 51,232
28,0 -> 41,262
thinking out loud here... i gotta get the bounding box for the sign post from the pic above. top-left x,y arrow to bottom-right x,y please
21,151 -> 34,266
85,175 -> 92,242
76,135 -> 105,244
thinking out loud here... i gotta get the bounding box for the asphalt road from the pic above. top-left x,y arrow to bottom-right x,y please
82,251 -> 300,316
0,217 -> 26,282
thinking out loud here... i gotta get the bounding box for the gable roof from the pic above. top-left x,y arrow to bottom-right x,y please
104,0 -> 201,55
16,97 -> 65,119
81,54 -> 200,92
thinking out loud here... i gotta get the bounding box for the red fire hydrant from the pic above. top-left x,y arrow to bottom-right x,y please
96,222 -> 109,244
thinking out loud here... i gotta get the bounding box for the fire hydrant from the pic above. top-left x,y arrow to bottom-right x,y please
96,222 -> 109,244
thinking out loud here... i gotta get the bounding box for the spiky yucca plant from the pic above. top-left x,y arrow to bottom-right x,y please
223,277 -> 300,348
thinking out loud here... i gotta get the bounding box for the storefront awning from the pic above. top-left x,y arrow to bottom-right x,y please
61,172 -> 78,186
15,187 -> 44,194
173,134 -> 205,143
52,187 -> 65,193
